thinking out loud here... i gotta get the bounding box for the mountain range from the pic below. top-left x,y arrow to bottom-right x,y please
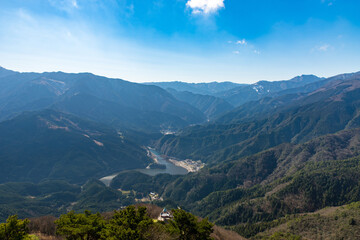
0,67 -> 205,132
145,81 -> 243,95
1,66 -> 360,239
156,71 -> 360,164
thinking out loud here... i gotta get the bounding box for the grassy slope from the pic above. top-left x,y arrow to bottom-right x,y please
250,202 -> 360,239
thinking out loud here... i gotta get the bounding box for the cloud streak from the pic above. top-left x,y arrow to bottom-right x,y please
319,44 -> 330,51
48,0 -> 79,12
236,39 -> 247,45
186,0 -> 225,14
312,43 -> 331,52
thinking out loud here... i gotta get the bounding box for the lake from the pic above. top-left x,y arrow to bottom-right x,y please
100,148 -> 188,186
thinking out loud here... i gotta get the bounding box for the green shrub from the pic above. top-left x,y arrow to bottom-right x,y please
0,215 -> 30,240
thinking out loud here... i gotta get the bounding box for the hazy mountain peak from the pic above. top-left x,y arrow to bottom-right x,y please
0,66 -> 17,78
145,81 -> 242,95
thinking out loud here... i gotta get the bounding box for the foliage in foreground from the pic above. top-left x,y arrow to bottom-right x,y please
0,215 -> 29,240
55,206 -> 214,240
0,206 -> 214,240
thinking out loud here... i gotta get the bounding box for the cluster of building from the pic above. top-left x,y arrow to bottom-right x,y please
169,158 -> 205,172
149,192 -> 164,201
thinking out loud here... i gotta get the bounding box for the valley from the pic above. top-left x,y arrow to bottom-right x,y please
100,147 -> 188,186
1,66 -> 360,239
2,1 -> 360,239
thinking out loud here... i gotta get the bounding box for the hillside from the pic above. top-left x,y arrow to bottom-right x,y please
109,128 -> 360,238
0,69 -> 205,132
166,88 -> 234,119
156,72 -> 360,164
157,128 -> 360,204
250,202 -> 360,239
0,178 -> 140,222
146,75 -> 324,109
217,72 -> 360,124
52,93 -> 191,133
0,66 -> 17,78
216,75 -> 324,106
2,128 -> 360,238
121,128 -> 360,203
0,109 -> 151,184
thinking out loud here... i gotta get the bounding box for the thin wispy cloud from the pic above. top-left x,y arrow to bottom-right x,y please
1,0 -> 359,83
72,0 -> 78,8
319,44 -> 330,51
236,39 -> 247,45
186,0 -> 225,14
229,38 -> 260,55
321,0 -> 335,7
311,43 -> 332,53
48,0 -> 79,12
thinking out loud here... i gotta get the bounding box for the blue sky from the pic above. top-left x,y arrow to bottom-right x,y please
0,0 -> 360,83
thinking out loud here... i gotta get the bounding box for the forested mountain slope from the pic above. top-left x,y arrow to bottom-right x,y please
113,128 -> 360,237
160,128 -> 360,205
0,109 -> 151,184
215,75 -> 324,106
0,68 -> 206,132
217,71 -> 360,124
156,72 -> 360,164
166,88 -> 234,119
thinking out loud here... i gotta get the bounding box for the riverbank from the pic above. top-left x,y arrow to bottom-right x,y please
100,147 -> 188,185
147,147 -> 160,164
168,158 -> 205,172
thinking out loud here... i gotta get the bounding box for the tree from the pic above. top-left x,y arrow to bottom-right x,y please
101,206 -> 153,240
0,215 -> 29,240
167,209 -> 213,240
55,210 -> 104,240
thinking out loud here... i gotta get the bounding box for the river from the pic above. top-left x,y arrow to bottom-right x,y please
100,148 -> 188,186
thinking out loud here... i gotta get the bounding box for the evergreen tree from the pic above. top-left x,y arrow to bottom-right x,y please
55,210 -> 104,240
167,209 -> 213,240
0,215 -> 29,240
101,206 -> 153,240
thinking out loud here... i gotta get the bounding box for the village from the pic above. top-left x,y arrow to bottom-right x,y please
168,158 -> 205,172
146,146 -> 205,173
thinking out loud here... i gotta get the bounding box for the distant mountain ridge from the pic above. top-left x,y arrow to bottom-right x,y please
166,88 -> 234,119
215,74 -> 325,106
216,71 -> 360,124
145,81 -> 242,95
146,75 -> 325,109
0,68 -> 206,132
156,71 -> 360,164
0,67 -> 329,132
0,66 -> 17,78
